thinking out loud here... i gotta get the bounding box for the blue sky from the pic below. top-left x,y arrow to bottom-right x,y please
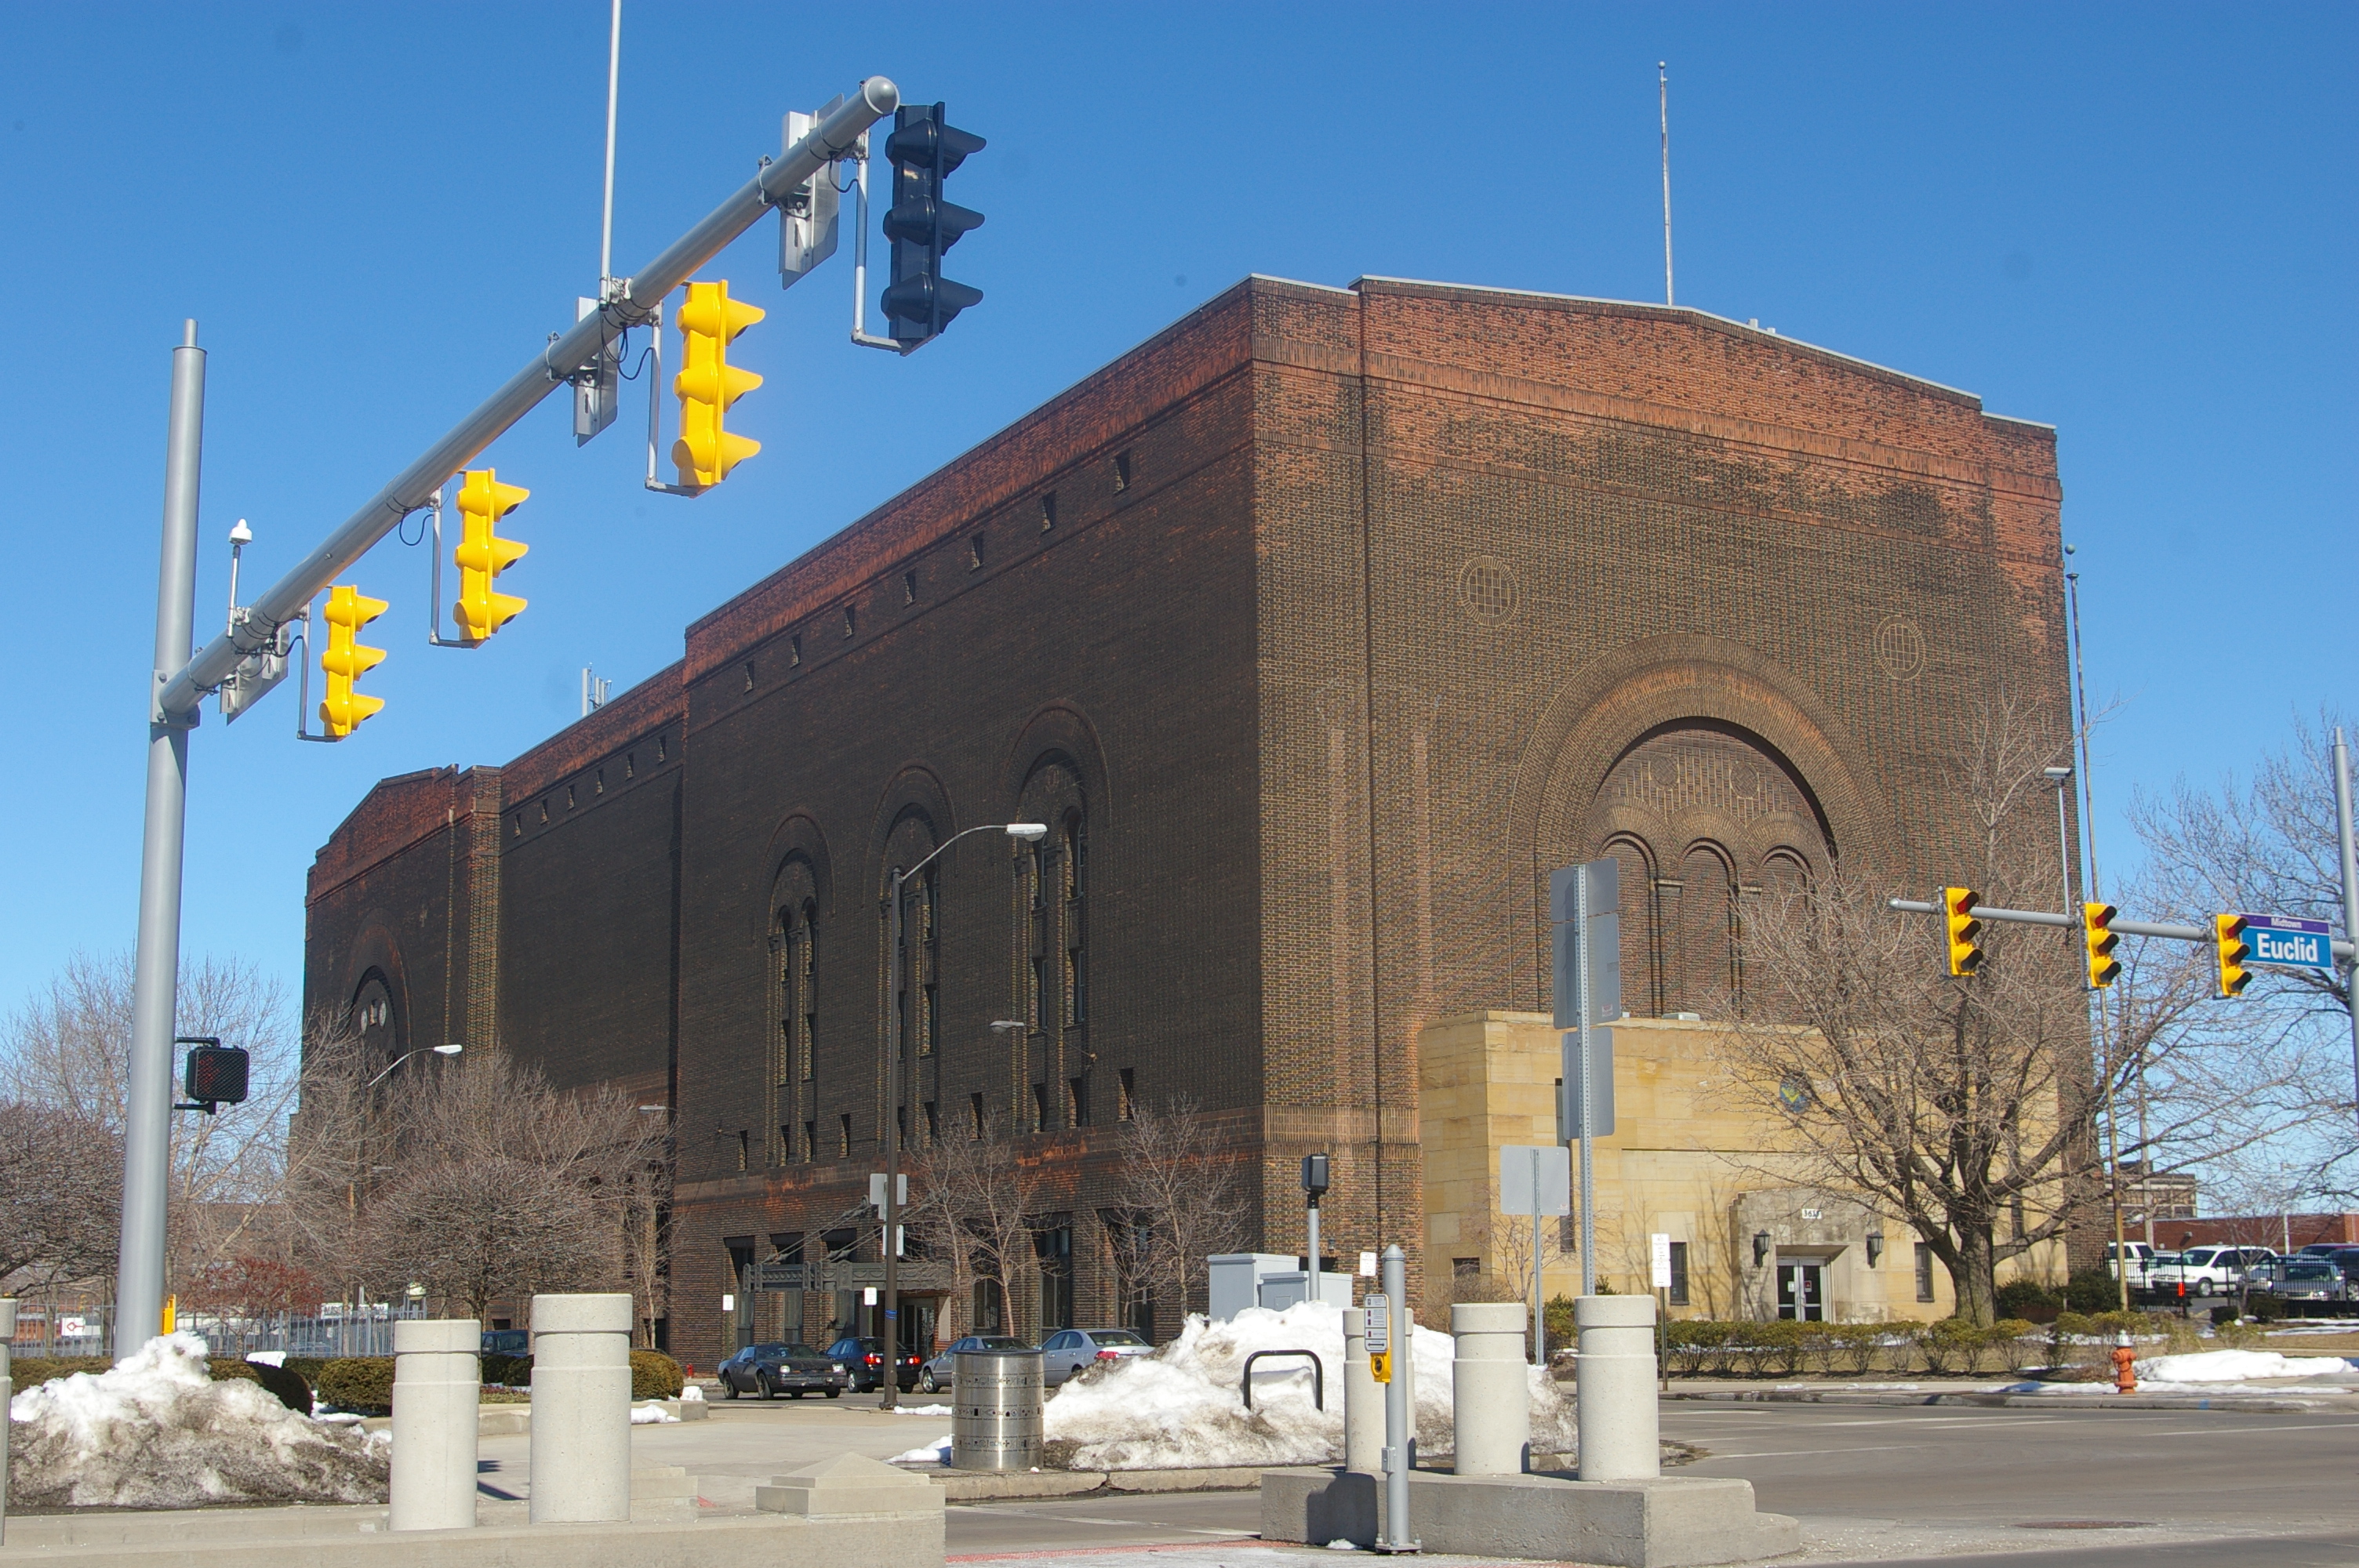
0,3 -> 2350,1015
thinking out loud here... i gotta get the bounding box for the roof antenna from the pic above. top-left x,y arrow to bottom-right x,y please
599,0 -> 622,300
1659,61 -> 1674,307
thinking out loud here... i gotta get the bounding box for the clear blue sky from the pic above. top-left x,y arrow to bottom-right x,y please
0,3 -> 2350,1015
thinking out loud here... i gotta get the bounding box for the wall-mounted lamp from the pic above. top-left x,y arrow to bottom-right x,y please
1752,1230 -> 1772,1267
1866,1229 -> 1885,1268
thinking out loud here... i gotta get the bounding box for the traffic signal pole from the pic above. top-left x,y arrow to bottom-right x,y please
118,322 -> 206,1356
2333,728 -> 2359,1132
153,78 -> 897,724
117,78 -> 901,1359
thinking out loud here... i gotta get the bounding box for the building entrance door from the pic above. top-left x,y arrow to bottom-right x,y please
1776,1261 -> 1825,1321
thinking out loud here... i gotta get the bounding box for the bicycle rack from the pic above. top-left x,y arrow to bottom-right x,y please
1241,1348 -> 1323,1411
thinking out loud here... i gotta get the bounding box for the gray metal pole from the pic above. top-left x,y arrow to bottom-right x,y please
1378,1244 -> 1416,1552
881,868 -> 903,1410
1530,1147 -> 1544,1367
2333,728 -> 2359,1134
1575,869 -> 1596,1298
154,78 -> 898,722
1307,1200 -> 1321,1308
119,321 -> 205,1359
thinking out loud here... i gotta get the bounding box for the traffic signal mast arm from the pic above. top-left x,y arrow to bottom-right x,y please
1886,897 -> 2355,960
154,78 -> 900,725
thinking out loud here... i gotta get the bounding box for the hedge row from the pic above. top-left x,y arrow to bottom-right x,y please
1659,1312 -> 2157,1377
313,1348 -> 683,1414
9,1355 -> 309,1411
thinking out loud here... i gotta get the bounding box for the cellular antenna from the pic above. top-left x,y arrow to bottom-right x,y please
1659,61 -> 1674,307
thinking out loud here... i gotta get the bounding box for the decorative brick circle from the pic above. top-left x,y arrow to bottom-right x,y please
1871,615 -> 1925,681
1459,557 -> 1519,624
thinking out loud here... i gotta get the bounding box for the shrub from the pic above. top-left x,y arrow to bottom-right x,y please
7,1356 -> 114,1387
2246,1291 -> 2286,1323
1660,1319 -> 1727,1377
1825,1321 -> 1883,1376
1544,1295 -> 1577,1346
315,1356 -> 396,1414
481,1352 -> 533,1388
1994,1279 -> 2060,1322
282,1356 -> 329,1388
2062,1267 -> 2122,1314
1735,1319 -> 1807,1377
1914,1316 -> 1986,1374
1989,1319 -> 2041,1372
631,1349 -> 683,1400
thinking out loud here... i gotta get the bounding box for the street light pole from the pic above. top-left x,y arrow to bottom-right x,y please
365,1042 -> 464,1091
881,821 -> 1045,1409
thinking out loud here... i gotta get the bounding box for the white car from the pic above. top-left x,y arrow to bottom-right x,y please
2104,1241 -> 2157,1289
2147,1246 -> 2269,1295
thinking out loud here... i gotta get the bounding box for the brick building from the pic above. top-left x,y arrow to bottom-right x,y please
304,276 -> 2072,1359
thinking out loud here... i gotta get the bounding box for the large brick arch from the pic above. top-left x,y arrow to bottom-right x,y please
341,912 -> 412,1065
1504,634 -> 1896,1011
998,702 -> 1113,832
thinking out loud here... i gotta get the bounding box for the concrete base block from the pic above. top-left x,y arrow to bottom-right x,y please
629,1466 -> 699,1523
758,1453 -> 945,1519
1262,1466 -> 1799,1568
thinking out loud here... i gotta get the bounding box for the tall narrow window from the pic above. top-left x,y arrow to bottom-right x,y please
839,1113 -> 853,1158
1914,1242 -> 1936,1303
1067,1076 -> 1089,1126
1667,1241 -> 1691,1306
1061,811 -> 1087,1025
969,1092 -> 986,1140
1040,492 -> 1057,532
1113,451 -> 1132,493
917,873 -> 939,1058
1118,1068 -> 1136,1121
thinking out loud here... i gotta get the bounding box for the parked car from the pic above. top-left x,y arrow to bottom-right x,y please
918,1335 -> 1032,1394
825,1334 -> 923,1392
2255,1258 -> 2347,1305
480,1329 -> 529,1358
1038,1328 -> 1154,1386
716,1341 -> 849,1400
2103,1240 -> 2157,1289
2295,1243 -> 2352,1258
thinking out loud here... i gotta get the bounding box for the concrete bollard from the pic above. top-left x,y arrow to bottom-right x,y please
1574,1294 -> 1659,1481
391,1318 -> 481,1531
2,1298 -> 15,1546
1450,1302 -> 1529,1477
529,1293 -> 634,1523
1342,1307 -> 1381,1475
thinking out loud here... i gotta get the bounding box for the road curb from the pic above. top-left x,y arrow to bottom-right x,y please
1665,1387 -> 2323,1413
923,1466 -> 1267,1501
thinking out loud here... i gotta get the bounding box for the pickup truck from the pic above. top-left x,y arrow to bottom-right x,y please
2104,1241 -> 2157,1290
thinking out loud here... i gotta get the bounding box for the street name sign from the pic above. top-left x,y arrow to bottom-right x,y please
2244,914 -> 2335,972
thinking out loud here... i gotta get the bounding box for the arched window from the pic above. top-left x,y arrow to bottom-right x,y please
1674,841 -> 1736,1013
1016,759 -> 1089,1131
1060,810 -> 1087,1027
772,860 -> 821,1163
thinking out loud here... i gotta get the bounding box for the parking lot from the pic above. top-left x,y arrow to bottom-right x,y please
491,1393 -> 2359,1563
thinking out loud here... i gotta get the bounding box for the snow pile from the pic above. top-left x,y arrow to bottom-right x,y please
894,1403 -> 953,1416
9,1334 -> 388,1508
630,1401 -> 681,1425
892,1433 -> 954,1465
2135,1349 -> 2354,1383
1041,1301 -> 1573,1472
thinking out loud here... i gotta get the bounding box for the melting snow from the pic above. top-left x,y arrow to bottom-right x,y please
891,1433 -> 954,1465
1041,1301 -> 1573,1471
8,1334 -> 388,1508
2135,1349 -> 2354,1383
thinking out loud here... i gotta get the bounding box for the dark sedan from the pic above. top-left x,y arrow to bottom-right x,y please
826,1334 -> 923,1392
918,1335 -> 1032,1393
716,1341 -> 848,1399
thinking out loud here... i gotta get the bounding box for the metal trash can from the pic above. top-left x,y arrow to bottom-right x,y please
951,1348 -> 1044,1471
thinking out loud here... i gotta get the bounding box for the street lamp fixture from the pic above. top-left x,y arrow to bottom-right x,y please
365,1042 -> 463,1090
879,822 -> 1047,1410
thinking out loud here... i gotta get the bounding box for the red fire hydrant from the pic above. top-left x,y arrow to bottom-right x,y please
2110,1333 -> 2137,1395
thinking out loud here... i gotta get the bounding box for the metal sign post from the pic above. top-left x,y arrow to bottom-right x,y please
1373,1245 -> 1417,1553
1500,1145 -> 1570,1363
1551,858 -> 1619,1300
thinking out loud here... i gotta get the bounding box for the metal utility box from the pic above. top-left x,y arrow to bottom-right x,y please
1254,1271 -> 1355,1312
1207,1253 -> 1302,1321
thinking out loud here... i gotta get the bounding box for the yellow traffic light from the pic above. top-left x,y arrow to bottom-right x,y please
319,583 -> 388,738
672,280 -> 764,490
2215,913 -> 2251,998
453,468 -> 529,641
2083,902 -> 2121,989
1943,887 -> 1983,976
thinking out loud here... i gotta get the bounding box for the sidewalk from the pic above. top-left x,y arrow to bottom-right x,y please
1656,1374 -> 2359,1412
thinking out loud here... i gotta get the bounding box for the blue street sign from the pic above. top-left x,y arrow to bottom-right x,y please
2243,914 -> 2336,972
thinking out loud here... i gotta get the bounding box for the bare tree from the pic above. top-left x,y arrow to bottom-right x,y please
0,1099 -> 121,1288
1115,1096 -> 1249,1335
1714,699 -> 2332,1320
907,1112 -> 1041,1336
0,949 -> 296,1290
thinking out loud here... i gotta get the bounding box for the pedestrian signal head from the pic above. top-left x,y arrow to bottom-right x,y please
318,584 -> 388,739
2214,913 -> 2251,998
671,280 -> 764,490
453,469 -> 529,641
2083,902 -> 2121,989
1943,887 -> 1983,976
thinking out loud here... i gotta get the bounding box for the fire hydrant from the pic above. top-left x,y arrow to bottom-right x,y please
2110,1332 -> 2137,1395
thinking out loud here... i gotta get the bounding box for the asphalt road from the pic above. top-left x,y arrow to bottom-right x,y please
937,1400 -> 2359,1563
